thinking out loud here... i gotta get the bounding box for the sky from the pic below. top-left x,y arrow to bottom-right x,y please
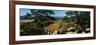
20,8 -> 66,17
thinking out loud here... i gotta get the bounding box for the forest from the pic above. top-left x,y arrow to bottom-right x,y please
20,9 -> 90,36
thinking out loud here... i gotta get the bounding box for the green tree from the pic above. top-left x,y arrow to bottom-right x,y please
80,11 -> 90,28
63,11 -> 78,22
20,9 -> 56,35
30,9 -> 56,27
31,9 -> 56,34
25,13 -> 33,19
64,11 -> 90,33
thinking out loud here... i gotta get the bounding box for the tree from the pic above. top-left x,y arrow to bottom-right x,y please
64,11 -> 78,22
65,11 -> 90,33
20,13 -> 34,19
30,9 -> 56,28
20,9 -> 56,35
30,9 -> 56,34
80,11 -> 90,28
24,13 -> 33,19
31,9 -> 55,16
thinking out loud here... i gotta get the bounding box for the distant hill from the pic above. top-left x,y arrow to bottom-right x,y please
20,15 -> 35,20
54,16 -> 64,20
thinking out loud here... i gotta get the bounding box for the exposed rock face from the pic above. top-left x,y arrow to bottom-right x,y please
20,19 -> 34,23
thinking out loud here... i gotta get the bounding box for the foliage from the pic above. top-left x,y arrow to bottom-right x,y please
20,9 -> 56,36
20,9 -> 90,36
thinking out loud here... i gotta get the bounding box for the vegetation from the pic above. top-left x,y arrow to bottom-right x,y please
20,9 -> 90,36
